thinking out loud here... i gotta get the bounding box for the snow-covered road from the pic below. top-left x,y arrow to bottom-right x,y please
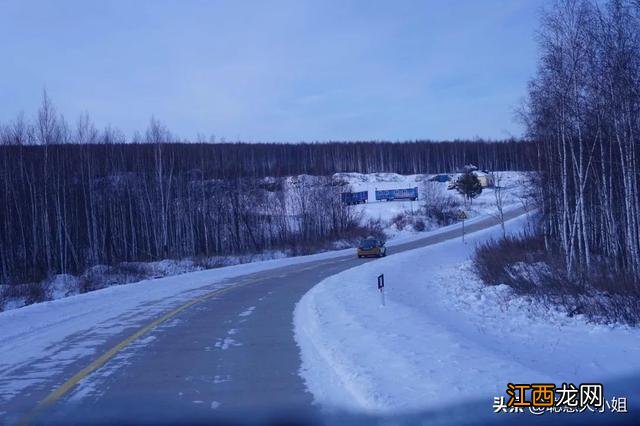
0,208 -> 527,423
294,213 -> 640,414
0,249 -> 356,421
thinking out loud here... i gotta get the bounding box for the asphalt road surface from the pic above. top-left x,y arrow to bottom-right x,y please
6,208 -> 526,425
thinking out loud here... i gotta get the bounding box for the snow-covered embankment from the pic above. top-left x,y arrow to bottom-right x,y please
294,214 -> 640,413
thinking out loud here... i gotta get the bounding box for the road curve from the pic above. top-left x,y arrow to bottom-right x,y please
8,208 -> 527,424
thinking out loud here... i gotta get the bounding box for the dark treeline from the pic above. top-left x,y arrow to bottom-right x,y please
165,139 -> 535,177
0,140 -> 535,179
0,93 -> 533,286
526,0 -> 640,283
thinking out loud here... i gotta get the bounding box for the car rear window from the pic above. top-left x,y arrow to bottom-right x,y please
360,240 -> 377,249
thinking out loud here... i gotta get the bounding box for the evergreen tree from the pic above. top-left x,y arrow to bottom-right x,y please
456,171 -> 482,206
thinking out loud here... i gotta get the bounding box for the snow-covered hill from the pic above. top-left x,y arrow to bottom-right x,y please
336,171 -> 529,238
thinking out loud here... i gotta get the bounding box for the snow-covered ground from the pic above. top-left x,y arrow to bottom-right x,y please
336,171 -> 529,238
0,209 -> 519,413
0,198 -> 532,411
2,171 -> 529,312
0,248 -> 356,406
294,213 -> 640,414
1,251 -> 294,311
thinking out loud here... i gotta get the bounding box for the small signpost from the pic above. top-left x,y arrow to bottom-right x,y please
457,210 -> 468,243
377,274 -> 385,306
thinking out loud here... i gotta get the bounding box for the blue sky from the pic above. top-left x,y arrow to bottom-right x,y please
0,1 -> 543,142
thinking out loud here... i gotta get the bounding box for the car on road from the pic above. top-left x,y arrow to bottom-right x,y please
357,237 -> 387,258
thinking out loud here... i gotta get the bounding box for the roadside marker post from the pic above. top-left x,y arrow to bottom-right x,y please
457,210 -> 468,243
377,274 -> 385,306
462,216 -> 465,243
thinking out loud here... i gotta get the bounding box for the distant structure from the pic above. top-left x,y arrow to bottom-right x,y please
473,171 -> 494,188
341,190 -> 368,205
449,166 -> 495,189
458,164 -> 479,173
375,187 -> 418,201
429,174 -> 451,183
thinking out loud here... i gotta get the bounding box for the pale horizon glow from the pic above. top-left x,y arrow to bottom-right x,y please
0,1 -> 543,142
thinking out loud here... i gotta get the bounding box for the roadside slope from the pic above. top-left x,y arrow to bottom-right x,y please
294,214 -> 640,413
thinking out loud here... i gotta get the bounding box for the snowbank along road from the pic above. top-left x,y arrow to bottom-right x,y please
295,213 -> 640,418
1,208 -> 526,424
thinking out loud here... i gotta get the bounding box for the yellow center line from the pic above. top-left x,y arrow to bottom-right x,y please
18,278 -> 260,426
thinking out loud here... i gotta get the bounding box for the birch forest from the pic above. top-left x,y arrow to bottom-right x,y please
527,0 -> 640,284
0,96 -> 532,287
